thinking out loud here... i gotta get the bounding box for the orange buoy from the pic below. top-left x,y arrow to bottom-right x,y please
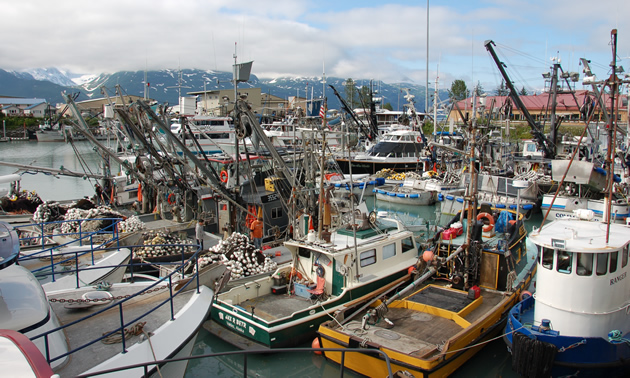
312,337 -> 322,355
422,250 -> 434,262
520,290 -> 533,301
407,266 -> 416,275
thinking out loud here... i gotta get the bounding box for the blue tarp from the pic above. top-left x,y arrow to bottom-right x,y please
495,210 -> 514,233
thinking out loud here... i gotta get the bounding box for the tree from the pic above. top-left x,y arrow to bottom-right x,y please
447,80 -> 469,101
519,86 -> 528,96
383,103 -> 393,111
496,80 -> 510,96
343,78 -> 359,109
474,81 -> 484,96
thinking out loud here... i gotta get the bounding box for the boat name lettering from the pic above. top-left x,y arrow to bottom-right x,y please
224,314 -> 248,330
610,272 -> 626,286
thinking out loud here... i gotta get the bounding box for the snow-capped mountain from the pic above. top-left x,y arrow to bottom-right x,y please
1,67 -> 447,112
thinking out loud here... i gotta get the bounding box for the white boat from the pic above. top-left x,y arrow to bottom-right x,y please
0,219 -> 228,377
540,159 -> 629,223
374,175 -> 459,206
335,129 -> 433,175
504,213 -> 630,375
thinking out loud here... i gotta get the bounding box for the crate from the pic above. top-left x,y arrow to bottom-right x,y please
294,283 -> 314,298
264,177 -> 280,192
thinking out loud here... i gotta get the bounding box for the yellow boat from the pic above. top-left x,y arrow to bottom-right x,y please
317,206 -> 537,377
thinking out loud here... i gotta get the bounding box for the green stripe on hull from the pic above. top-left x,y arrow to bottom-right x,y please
210,269 -> 409,348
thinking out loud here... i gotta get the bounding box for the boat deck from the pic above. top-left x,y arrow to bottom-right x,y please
340,286 -> 506,358
48,283 -> 193,377
237,292 -> 314,321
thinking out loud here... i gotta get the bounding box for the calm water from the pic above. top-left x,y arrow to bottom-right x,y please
1,140 -> 531,377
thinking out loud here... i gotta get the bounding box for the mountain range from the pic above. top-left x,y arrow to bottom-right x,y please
0,67 -> 451,113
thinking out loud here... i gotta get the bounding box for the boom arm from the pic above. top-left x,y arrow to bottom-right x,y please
484,40 -> 556,159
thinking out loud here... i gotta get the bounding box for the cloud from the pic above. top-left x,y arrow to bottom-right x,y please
0,0 -> 628,91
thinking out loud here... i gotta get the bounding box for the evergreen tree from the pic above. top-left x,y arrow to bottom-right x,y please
496,80 -> 510,96
383,103 -> 393,111
447,80 -> 469,101
343,78 -> 359,108
519,86 -> 528,96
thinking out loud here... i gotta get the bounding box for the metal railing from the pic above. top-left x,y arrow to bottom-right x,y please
76,347 -> 396,378
27,241 -> 203,367
15,217 -> 123,283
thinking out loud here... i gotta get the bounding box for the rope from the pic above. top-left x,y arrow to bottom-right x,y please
142,328 -> 163,378
101,321 -> 147,344
608,330 -> 630,346
558,339 -> 587,352
443,325 -> 525,356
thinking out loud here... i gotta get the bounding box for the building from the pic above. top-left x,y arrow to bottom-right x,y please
187,88 -> 263,117
449,90 -> 628,126
60,95 -> 148,118
0,98 -> 48,117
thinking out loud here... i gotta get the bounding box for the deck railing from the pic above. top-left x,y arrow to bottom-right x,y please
28,241 -> 203,367
15,217 -> 123,283
75,347 -> 396,378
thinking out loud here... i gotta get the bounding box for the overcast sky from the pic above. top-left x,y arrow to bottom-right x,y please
1,0 -> 628,93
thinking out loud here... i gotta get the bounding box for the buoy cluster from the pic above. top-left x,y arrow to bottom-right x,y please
197,232 -> 277,280
373,169 -> 421,181
134,231 -> 194,259
33,202 -> 145,234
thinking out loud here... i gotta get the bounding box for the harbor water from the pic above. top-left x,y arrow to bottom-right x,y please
1,140 -> 528,377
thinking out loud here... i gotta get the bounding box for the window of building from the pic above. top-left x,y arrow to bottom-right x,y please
383,243 -> 396,260
360,249 -> 376,267
623,246 -> 628,268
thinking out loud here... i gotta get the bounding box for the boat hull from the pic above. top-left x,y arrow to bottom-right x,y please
504,296 -> 630,376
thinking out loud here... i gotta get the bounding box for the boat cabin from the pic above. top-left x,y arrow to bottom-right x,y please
531,218 -> 630,338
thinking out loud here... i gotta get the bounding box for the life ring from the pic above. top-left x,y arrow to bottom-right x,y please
220,171 -> 228,183
477,212 -> 495,232
167,193 -> 176,205
416,136 -> 422,143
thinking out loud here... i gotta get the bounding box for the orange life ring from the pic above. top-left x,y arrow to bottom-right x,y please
477,212 -> 495,232
167,193 -> 176,205
416,136 -> 422,143
220,171 -> 228,183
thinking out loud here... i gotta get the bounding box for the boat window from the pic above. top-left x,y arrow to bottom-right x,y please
271,207 -> 283,219
541,247 -> 554,269
360,249 -> 377,267
401,237 -> 415,253
383,243 -> 396,260
596,253 -> 608,276
577,253 -> 593,276
556,250 -> 572,274
610,251 -> 618,273
623,245 -> 628,268
298,247 -> 311,259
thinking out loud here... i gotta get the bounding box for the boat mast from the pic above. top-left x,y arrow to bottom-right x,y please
605,29 -> 619,240
463,85 -> 480,289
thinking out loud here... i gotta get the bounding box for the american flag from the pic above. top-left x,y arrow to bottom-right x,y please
319,100 -> 326,118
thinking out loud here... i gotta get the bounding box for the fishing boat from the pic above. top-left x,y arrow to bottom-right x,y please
504,29 -> 630,377
374,173 -> 457,206
0,219 -> 229,377
316,86 -> 537,377
205,213 -> 420,349
335,129 -> 433,175
504,214 -> 630,376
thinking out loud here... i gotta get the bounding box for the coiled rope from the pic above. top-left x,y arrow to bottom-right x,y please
101,321 -> 147,344
608,330 -> 630,345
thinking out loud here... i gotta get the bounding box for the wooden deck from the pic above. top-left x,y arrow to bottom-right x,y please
337,286 -> 507,359
48,283 -> 193,377
237,293 -> 313,321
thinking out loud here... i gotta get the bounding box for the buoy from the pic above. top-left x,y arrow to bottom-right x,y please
520,290 -> 532,301
167,193 -> 176,205
312,337 -> 322,355
220,170 -> 228,183
422,250 -> 434,262
407,266 -> 416,275
477,212 -> 495,232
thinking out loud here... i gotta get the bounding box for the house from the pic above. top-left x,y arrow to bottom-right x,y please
449,90 -> 628,125
0,98 -> 48,117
